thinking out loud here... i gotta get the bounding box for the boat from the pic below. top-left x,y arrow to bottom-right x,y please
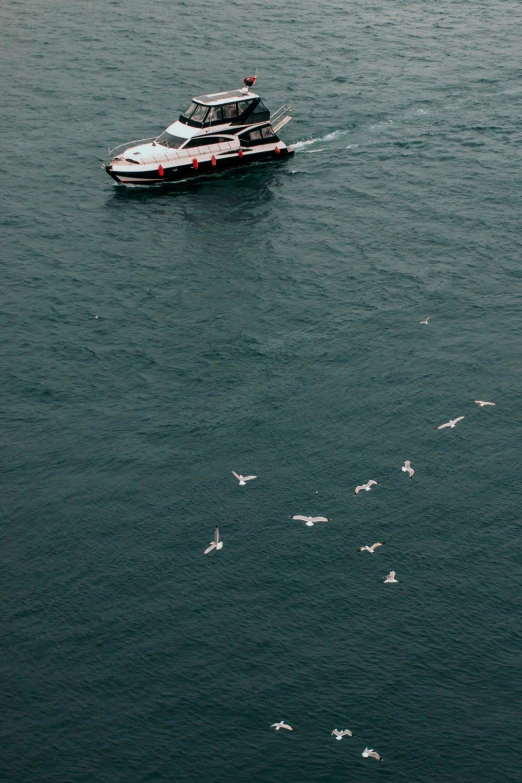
104,76 -> 293,185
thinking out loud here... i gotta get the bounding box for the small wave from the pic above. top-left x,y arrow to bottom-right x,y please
369,119 -> 393,132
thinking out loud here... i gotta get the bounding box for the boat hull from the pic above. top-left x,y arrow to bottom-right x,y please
105,146 -> 294,185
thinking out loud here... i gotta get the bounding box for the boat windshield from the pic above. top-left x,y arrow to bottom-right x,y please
182,102 -> 209,122
156,132 -> 187,149
183,102 -> 198,118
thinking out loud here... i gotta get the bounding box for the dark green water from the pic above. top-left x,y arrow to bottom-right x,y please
2,1 -> 522,781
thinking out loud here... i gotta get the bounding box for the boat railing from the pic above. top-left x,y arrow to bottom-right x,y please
270,104 -> 291,125
107,137 -> 157,157
273,115 -> 292,134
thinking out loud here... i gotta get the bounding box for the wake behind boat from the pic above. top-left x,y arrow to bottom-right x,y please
104,76 -> 293,185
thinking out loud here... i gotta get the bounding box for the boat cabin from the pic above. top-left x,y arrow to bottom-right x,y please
178,90 -> 270,128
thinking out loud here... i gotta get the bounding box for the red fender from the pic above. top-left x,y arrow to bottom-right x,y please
158,164 -> 164,177
211,155 -> 217,167
193,158 -> 199,170
275,147 -> 281,155
238,149 -> 244,159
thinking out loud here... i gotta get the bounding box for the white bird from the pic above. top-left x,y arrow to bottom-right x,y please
331,729 -> 354,740
232,471 -> 257,486
358,542 -> 385,553
383,570 -> 397,583
419,317 -> 430,325
474,400 -> 496,407
436,416 -> 465,430
402,460 -> 414,478
271,721 -> 293,731
291,515 -> 329,527
204,526 -> 223,555
362,748 -> 383,761
354,480 -> 379,495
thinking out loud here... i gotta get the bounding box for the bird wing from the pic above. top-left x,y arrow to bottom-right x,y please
204,542 -> 216,554
331,730 -> 339,736
372,542 -> 384,549
270,723 -> 280,728
214,526 -> 219,544
354,485 -> 364,494
280,723 -> 293,730
454,416 -> 465,424
310,516 -> 329,523
437,421 -> 451,429
232,471 -> 241,480
369,750 -> 381,759
368,480 -> 378,486
292,515 -> 311,523
243,475 -> 257,481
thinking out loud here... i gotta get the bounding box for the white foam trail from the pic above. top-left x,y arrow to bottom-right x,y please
293,127 -> 352,152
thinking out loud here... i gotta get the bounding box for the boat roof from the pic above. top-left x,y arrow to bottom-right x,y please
193,89 -> 259,106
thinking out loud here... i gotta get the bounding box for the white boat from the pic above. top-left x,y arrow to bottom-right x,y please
104,76 -> 293,185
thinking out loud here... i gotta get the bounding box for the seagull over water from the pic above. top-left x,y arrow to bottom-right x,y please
362,748 -> 383,761
292,515 -> 329,527
355,480 -> 379,495
474,400 -> 496,407
232,471 -> 257,486
358,542 -> 385,554
419,317 -> 431,325
383,570 -> 398,583
436,416 -> 465,430
271,721 -> 293,731
204,526 -> 223,555
331,729 -> 355,740
402,460 -> 414,478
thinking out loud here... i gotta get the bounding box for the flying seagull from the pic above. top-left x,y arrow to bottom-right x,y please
204,526 -> 223,555
358,542 -> 385,554
271,721 -> 293,731
419,317 -> 430,325
362,748 -> 383,761
436,416 -> 465,430
331,729 -> 354,740
292,515 -> 329,527
383,570 -> 398,583
355,480 -> 379,495
232,471 -> 257,486
402,460 -> 414,478
474,400 -> 496,407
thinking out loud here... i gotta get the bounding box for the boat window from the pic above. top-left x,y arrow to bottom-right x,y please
156,132 -> 187,148
222,103 -> 238,119
183,136 -> 232,148
261,125 -> 275,139
249,129 -> 262,141
237,100 -> 253,115
183,102 -> 198,118
250,100 -> 270,120
207,106 -> 223,122
191,104 -> 209,122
